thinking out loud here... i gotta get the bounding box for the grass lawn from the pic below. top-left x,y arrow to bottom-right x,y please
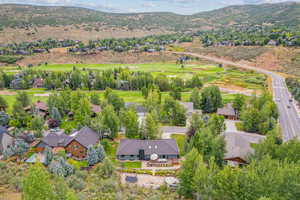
123,161 -> 142,169
171,134 -> 186,156
1,88 -> 244,113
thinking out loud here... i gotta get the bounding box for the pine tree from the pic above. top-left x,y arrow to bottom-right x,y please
141,113 -> 159,139
87,146 -> 99,166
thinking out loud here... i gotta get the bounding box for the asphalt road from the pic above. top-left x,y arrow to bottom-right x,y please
174,52 -> 300,141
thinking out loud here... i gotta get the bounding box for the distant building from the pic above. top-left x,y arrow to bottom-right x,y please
217,103 -> 237,120
32,78 -> 44,88
117,139 -> 179,161
25,100 -> 49,118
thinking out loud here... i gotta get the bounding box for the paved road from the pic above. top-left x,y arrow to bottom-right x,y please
174,52 -> 300,141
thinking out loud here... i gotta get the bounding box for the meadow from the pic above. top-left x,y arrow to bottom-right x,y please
0,62 -> 263,112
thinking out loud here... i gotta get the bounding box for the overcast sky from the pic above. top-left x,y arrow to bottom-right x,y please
0,0 -> 299,14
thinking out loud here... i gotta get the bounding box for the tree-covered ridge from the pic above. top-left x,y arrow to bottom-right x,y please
199,27 -> 300,47
1,2 -> 300,31
0,34 -> 192,56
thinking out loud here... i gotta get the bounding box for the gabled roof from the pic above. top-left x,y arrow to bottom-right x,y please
217,103 -> 236,117
125,102 -> 147,113
117,139 -> 179,156
25,101 -> 48,112
42,129 -> 70,147
66,127 -> 100,148
224,131 -> 265,162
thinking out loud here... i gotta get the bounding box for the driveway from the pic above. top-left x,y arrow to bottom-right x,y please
160,126 -> 188,139
225,120 -> 239,132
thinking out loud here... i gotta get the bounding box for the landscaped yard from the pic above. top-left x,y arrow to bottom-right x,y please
123,161 -> 142,169
171,134 -> 186,156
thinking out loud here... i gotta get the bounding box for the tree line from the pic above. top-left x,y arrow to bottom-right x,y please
0,67 -> 203,91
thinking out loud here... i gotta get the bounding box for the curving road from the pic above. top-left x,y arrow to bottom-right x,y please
173,52 -> 300,141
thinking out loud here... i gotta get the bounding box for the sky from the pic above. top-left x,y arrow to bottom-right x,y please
0,0 -> 299,14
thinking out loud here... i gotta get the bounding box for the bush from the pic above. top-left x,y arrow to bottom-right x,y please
0,55 -> 23,64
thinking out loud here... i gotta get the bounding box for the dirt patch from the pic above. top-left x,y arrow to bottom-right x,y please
16,51 -> 179,66
0,186 -> 21,200
120,173 -> 166,189
0,26 -> 171,44
0,90 -> 17,95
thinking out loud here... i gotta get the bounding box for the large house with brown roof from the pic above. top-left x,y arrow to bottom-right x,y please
117,139 -> 179,161
35,127 -> 100,159
224,131 -> 265,166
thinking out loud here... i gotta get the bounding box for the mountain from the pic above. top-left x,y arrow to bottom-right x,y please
0,2 -> 299,43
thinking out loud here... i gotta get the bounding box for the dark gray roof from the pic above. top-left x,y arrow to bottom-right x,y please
217,103 -> 236,117
66,127 -> 100,148
42,129 -> 70,147
224,131 -> 265,161
125,102 -> 147,113
117,139 -> 179,156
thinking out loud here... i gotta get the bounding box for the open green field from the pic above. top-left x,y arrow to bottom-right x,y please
2,62 -> 266,88
1,89 -> 242,113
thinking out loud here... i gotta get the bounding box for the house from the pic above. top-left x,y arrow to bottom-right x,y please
32,78 -> 44,88
65,127 -> 100,159
217,103 -> 237,120
125,102 -> 147,124
179,102 -> 201,125
0,126 -> 14,155
25,100 -> 49,118
117,139 -> 179,161
35,129 -> 69,152
267,40 -> 278,46
224,131 -> 265,166
35,127 -> 100,159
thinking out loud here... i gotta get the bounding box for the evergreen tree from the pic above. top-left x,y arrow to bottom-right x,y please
48,157 -> 74,177
16,91 -> 31,108
87,145 -> 99,166
141,113 -> 159,139
50,107 -> 62,122
44,146 -> 53,166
